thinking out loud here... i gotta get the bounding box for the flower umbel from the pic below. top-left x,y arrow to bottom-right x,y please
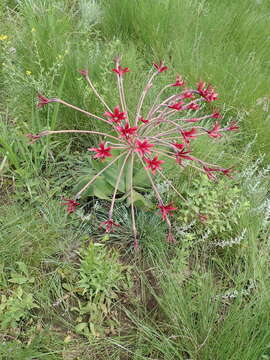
30,58 -> 236,249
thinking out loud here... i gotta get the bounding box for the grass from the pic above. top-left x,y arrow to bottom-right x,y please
0,0 -> 270,359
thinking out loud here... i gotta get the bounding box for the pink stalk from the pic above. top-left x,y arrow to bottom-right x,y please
135,71 -> 157,125
120,77 -> 128,122
149,93 -> 183,117
147,84 -> 172,119
56,99 -> 113,127
129,153 -> 138,250
147,135 -> 176,148
39,129 -> 126,143
152,149 -> 176,160
108,151 -> 131,219
157,169 -> 189,204
85,74 -> 112,113
136,153 -> 173,231
114,57 -> 129,123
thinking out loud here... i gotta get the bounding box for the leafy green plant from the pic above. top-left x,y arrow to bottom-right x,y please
0,262 -> 38,331
0,286 -> 38,330
65,242 -> 131,338
176,175 -> 250,248
7,261 -> 35,286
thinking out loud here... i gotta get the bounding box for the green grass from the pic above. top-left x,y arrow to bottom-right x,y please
0,0 -> 270,359
100,0 -> 270,163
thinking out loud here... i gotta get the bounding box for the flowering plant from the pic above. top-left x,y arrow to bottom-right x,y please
27,57 -> 238,249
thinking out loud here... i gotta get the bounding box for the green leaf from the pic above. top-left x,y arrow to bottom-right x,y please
133,166 -> 151,188
75,322 -> 88,333
93,177 -> 114,200
96,163 -> 126,193
16,261 -> 28,275
8,276 -> 29,285
127,190 -> 153,208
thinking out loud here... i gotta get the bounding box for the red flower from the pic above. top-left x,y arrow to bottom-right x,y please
99,219 -> 120,233
207,122 -> 222,138
204,86 -> 218,102
26,133 -> 41,144
78,69 -> 88,77
197,80 -> 206,95
116,123 -> 138,138
145,156 -> 165,174
158,203 -> 177,220
112,65 -> 130,76
88,143 -> 112,160
203,166 -> 218,180
211,110 -> 222,119
180,128 -> 197,143
227,120 -> 239,131
135,139 -> 154,157
203,166 -> 234,179
220,167 -> 234,177
171,75 -> 185,87
181,90 -> 194,99
139,116 -> 149,124
37,94 -> 52,108
168,101 -> 184,111
197,81 -> 218,102
153,61 -> 168,73
175,147 -> 194,164
104,106 -> 126,123
187,102 -> 200,110
62,198 -> 80,215
172,142 -> 185,150
198,213 -> 208,223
